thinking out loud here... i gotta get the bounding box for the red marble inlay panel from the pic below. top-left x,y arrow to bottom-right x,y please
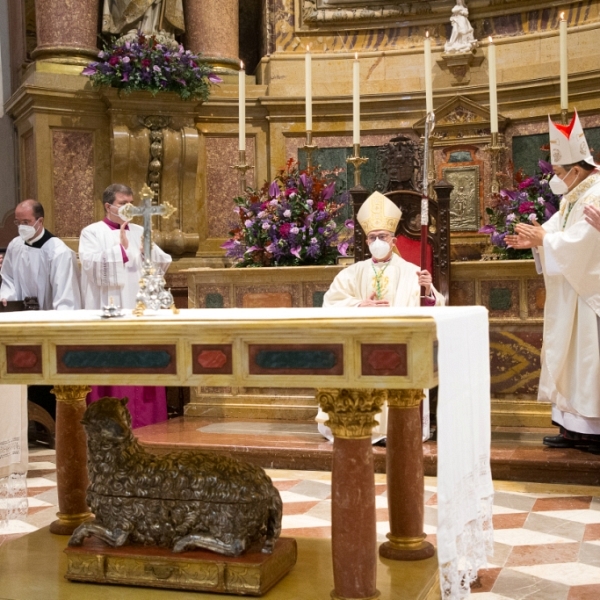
192,345 -> 233,375
6,345 -> 43,374
361,344 -> 407,377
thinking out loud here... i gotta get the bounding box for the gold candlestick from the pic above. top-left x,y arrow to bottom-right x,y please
346,143 -> 369,188
231,150 -> 253,195
485,132 -> 507,195
302,130 -> 318,169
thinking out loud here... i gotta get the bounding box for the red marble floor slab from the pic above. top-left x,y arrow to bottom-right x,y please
568,583 -> 600,599
425,534 -> 437,546
470,567 -> 502,593
135,417 -> 600,484
492,512 -> 529,530
376,508 -> 390,522
425,494 -> 438,506
272,480 -> 303,492
26,507 -> 52,517
583,523 -> 600,542
283,501 -> 322,516
532,496 -> 593,512
26,487 -> 55,496
505,543 -> 580,567
283,527 -> 331,538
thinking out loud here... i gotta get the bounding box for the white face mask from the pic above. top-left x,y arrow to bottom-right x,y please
368,237 -> 392,260
18,219 -> 40,241
549,169 -> 574,195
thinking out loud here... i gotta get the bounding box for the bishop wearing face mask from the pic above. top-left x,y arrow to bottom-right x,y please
506,110 -> 600,454
79,183 -> 172,428
316,191 -> 444,443
0,199 -> 81,310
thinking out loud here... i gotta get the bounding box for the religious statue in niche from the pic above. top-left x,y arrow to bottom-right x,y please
102,0 -> 185,45
444,0 -> 477,54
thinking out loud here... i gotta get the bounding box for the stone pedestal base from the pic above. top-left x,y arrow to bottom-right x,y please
64,537 -> 297,596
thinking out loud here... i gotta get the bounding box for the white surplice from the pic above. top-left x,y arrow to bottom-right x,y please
79,220 -> 172,310
317,254 -> 445,442
539,172 -> 600,433
0,233 -> 82,310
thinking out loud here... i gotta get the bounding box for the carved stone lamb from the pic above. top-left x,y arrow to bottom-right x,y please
69,397 -> 282,556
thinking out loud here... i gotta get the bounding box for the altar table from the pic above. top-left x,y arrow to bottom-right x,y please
0,306 -> 492,600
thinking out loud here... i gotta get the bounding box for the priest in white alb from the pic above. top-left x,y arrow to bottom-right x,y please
506,110 -> 600,454
316,191 -> 445,443
79,183 -> 172,428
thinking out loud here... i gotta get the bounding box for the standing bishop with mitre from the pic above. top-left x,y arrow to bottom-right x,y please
317,191 -> 445,443
506,110 -> 600,453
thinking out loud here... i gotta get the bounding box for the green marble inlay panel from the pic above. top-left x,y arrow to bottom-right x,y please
62,350 -> 172,369
312,291 -> 326,307
513,127 -> 600,176
489,287 -> 512,311
206,293 -> 224,308
255,350 -> 337,370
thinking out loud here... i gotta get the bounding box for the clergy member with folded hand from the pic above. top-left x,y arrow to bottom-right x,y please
79,183 -> 172,428
0,199 -> 81,310
316,191 -> 445,443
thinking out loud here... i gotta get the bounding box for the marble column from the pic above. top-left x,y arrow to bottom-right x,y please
32,0 -> 98,65
379,389 -> 435,561
317,388 -> 384,600
184,0 -> 240,73
49,385 -> 92,535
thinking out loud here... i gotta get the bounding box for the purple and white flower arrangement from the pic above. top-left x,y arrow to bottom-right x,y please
222,159 -> 354,267
82,33 -> 221,101
479,160 -> 560,259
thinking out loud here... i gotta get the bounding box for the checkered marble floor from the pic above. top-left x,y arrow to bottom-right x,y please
3,448 -> 600,599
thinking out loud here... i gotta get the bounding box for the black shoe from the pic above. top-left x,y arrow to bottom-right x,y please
373,438 -> 386,448
543,434 -> 579,448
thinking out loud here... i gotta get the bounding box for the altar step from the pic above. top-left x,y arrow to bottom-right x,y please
135,417 -> 600,487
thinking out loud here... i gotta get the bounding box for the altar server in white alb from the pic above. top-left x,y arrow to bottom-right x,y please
506,110 -> 600,454
0,200 -> 81,310
317,191 -> 445,443
79,183 -> 172,428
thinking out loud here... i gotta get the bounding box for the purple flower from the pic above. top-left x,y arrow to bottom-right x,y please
538,159 -> 553,175
322,182 -> 336,201
491,231 -> 507,248
291,246 -> 302,258
262,222 -> 270,230
153,65 -> 161,73
478,224 -> 496,234
338,242 -> 349,256
122,72 -> 129,82
283,209 -> 291,218
244,219 -> 253,227
299,173 -> 312,189
528,213 -> 537,222
544,204 -> 558,219
269,180 -> 279,198
344,219 -> 355,229
208,73 -> 223,83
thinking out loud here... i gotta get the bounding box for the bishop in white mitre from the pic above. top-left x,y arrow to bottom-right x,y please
506,110 -> 600,453
316,191 -> 445,443
79,183 -> 172,428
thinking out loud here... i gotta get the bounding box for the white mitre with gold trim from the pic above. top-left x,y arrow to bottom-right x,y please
548,109 -> 597,167
356,191 -> 402,234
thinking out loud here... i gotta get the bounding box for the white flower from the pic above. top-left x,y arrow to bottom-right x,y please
262,222 -> 270,229
244,219 -> 253,227
258,211 -> 267,218
291,226 -> 299,234
283,209 -> 291,218
528,213 -> 537,222
269,199 -> 278,206
537,197 -> 545,205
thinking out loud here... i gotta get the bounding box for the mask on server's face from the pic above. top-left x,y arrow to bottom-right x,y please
549,169 -> 574,195
368,237 -> 392,260
18,220 -> 40,241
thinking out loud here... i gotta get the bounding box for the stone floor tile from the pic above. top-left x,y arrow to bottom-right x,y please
532,497 -> 593,512
541,509 -> 600,525
272,479 -> 303,492
283,501 -> 321,516
512,562 -> 600,586
493,527 -> 574,547
470,567 -> 502,593
281,514 -> 330,529
583,523 -> 600,542
492,513 -> 529,530
505,543 -> 580,567
492,568 -> 570,600
524,512 -> 585,542
567,583 -> 600,599
578,542 -> 600,568
286,479 -> 331,500
304,500 -> 332,522
493,491 -> 538,512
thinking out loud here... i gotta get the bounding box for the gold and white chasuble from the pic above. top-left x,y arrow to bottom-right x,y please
317,254 -> 445,441
540,172 -> 600,433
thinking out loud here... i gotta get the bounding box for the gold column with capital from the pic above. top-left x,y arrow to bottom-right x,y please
380,389 -> 435,561
49,385 -> 93,535
184,0 -> 240,74
317,388 -> 385,600
32,0 -> 99,66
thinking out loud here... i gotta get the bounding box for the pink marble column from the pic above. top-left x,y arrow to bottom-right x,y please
318,389 -> 384,600
379,390 -> 435,561
32,0 -> 98,64
50,386 -> 93,535
184,0 -> 240,73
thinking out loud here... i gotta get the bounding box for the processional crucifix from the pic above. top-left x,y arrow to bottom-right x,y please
120,183 -> 178,316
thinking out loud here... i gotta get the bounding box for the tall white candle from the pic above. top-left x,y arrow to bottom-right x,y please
305,47 -> 312,131
353,53 -> 360,144
560,12 -> 568,110
424,32 -> 433,113
488,37 -> 498,134
238,62 -> 246,151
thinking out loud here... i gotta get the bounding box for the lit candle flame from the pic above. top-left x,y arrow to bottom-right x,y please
240,61 -> 244,70
426,31 -> 430,38
488,36 -> 493,43
306,46 -> 310,52
560,11 -> 565,20
355,52 -> 358,60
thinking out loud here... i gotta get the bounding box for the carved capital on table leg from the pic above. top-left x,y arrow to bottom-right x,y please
51,385 -> 92,405
317,388 -> 385,439
386,389 -> 424,409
